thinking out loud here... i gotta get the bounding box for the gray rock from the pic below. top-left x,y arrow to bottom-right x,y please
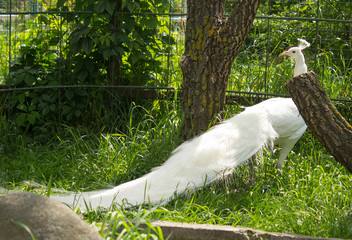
0,191 -> 103,240
128,220 -> 346,240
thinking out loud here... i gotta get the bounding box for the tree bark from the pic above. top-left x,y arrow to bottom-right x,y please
286,71 -> 352,174
180,0 -> 260,140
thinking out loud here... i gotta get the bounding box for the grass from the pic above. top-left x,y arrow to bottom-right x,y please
1,4 -> 351,239
99,208 -> 165,240
1,99 -> 352,239
229,43 -> 352,100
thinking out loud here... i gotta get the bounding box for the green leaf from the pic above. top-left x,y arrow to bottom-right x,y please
82,37 -> 94,54
122,1 -> 132,11
105,0 -> 116,15
144,49 -> 152,58
17,104 -> 27,111
50,104 -> 56,112
15,113 -> 27,126
48,79 -> 59,86
94,0 -> 105,13
103,49 -> 111,59
66,112 -> 73,121
42,94 -> 51,102
117,33 -> 131,47
42,106 -> 50,115
134,2 -> 140,10
56,0 -> 67,8
75,88 -> 88,97
78,71 -> 88,82
28,104 -> 36,111
37,15 -> 49,24
24,74 -> 35,86
130,54 -> 138,65
74,109 -> 82,117
131,42 -> 139,50
65,90 -> 74,100
116,47 -> 125,55
62,105 -> 72,115
49,37 -> 61,46
27,111 -> 40,125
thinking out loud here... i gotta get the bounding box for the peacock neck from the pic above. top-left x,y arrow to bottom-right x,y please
293,54 -> 307,76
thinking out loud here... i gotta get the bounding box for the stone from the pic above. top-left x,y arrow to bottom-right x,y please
0,191 -> 103,240
130,220 -> 346,240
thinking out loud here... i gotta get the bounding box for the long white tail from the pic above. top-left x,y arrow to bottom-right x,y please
51,105 -> 279,210
53,38 -> 309,210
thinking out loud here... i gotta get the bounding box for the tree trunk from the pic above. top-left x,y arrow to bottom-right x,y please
180,0 -> 260,140
286,71 -> 352,174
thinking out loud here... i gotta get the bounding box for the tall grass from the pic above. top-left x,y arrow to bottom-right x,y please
107,132 -> 351,239
229,42 -> 352,100
1,4 -> 351,239
0,101 -> 181,191
1,98 -> 351,239
98,207 -> 165,240
150,133 -> 352,238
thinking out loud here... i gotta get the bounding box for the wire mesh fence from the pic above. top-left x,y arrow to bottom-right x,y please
0,0 -> 351,128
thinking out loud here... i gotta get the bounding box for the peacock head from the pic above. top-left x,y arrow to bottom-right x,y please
280,38 -> 310,61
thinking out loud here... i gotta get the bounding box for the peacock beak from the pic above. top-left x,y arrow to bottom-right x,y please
280,51 -> 288,56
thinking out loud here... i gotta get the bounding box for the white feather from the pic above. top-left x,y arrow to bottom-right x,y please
52,38 -> 310,210
297,38 -> 310,50
281,38 -> 311,76
51,98 -> 307,210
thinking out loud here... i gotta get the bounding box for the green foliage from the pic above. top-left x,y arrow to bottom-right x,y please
2,101 -> 352,239
98,208 -> 165,239
0,101 -> 181,189
228,0 -> 352,97
1,1 -> 352,239
3,0 -> 351,130
3,0 -> 175,130
55,0 -> 173,85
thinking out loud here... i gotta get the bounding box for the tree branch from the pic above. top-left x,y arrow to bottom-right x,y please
286,71 -> 352,173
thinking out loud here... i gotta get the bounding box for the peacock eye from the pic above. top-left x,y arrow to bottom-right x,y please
292,51 -> 296,53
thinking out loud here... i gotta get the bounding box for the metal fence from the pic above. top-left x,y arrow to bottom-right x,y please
0,0 -> 351,117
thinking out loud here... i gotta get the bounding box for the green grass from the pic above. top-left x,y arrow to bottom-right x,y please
229,43 -> 352,100
1,101 -> 352,239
